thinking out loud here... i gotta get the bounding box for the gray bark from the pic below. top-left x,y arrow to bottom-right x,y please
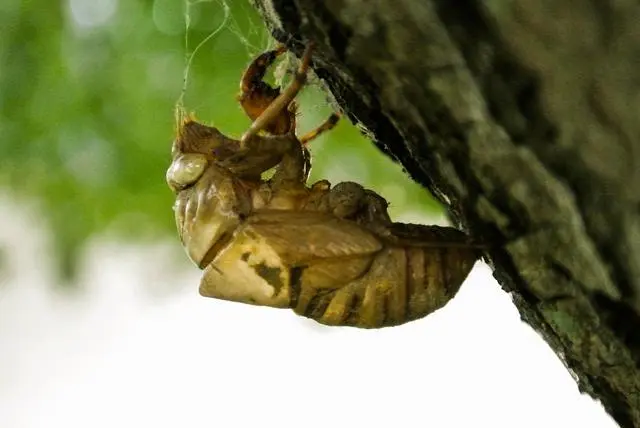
250,1 -> 640,426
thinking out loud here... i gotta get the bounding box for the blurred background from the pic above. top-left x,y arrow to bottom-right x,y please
0,0 -> 618,427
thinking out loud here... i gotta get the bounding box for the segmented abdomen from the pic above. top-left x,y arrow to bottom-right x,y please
292,225 -> 480,328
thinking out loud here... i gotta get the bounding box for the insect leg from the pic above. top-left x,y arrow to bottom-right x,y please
239,45 -> 286,96
269,135 -> 309,186
219,132 -> 307,185
299,112 -> 341,145
240,43 -> 315,146
237,45 -> 292,136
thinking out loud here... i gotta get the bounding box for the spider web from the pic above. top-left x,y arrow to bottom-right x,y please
173,0 -> 275,129
173,0 -> 337,132
174,0 -> 229,128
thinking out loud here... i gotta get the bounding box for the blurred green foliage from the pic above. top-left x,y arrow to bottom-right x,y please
0,0 -> 440,281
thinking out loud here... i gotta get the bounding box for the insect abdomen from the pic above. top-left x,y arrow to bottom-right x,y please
403,244 -> 477,323
294,226 -> 480,328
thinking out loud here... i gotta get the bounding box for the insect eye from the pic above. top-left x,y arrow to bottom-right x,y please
166,153 -> 208,192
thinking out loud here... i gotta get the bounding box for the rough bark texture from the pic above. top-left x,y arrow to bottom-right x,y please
250,1 -> 640,426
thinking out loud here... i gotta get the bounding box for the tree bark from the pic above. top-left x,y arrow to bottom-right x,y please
250,0 -> 640,426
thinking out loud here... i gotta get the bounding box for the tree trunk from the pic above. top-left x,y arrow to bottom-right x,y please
250,0 -> 640,426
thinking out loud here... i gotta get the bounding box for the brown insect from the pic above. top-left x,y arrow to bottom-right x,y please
166,43 -> 481,328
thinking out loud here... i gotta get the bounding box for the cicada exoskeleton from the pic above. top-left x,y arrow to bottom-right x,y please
166,43 -> 482,328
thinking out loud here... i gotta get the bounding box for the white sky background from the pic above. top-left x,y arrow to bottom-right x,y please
0,194 -> 618,428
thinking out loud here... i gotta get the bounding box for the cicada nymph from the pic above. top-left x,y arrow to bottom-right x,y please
166,43 -> 482,328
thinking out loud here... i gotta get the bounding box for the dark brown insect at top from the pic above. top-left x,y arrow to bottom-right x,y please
166,43 -> 482,328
